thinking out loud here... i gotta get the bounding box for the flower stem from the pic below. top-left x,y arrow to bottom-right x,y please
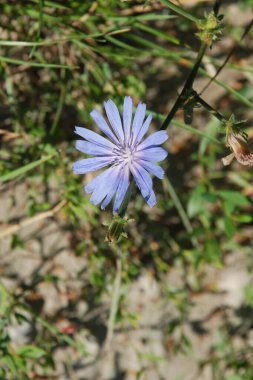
160,0 -> 222,131
91,248 -> 123,380
160,42 -> 207,130
118,180 -> 135,218
104,252 -> 122,353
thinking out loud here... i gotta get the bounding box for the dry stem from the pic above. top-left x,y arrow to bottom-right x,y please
0,200 -> 67,240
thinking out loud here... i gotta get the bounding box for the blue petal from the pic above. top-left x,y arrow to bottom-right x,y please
73,157 -> 113,174
75,126 -> 116,150
86,165 -> 123,208
138,160 -> 164,179
135,114 -> 152,145
76,140 -> 113,156
104,99 -> 124,143
130,162 -> 152,198
85,167 -> 114,194
123,96 -> 132,143
146,190 -> 156,207
131,103 -> 146,145
90,109 -> 119,144
89,170 -> 114,205
137,131 -> 168,151
135,147 -> 168,162
113,166 -> 130,213
101,165 -> 123,210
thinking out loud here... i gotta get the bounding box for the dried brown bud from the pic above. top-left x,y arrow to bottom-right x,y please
222,133 -> 253,166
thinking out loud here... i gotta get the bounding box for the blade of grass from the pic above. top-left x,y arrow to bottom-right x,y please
0,39 -> 81,46
29,0 -> 70,9
159,0 -> 199,23
50,45 -> 67,135
104,35 -> 137,51
126,33 -> 182,59
0,55 -> 77,69
107,14 -> 177,23
163,176 -> 199,249
0,152 -> 57,183
135,22 -> 180,45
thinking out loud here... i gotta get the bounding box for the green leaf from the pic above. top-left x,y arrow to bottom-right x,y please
187,191 -> 205,218
225,376 -> 242,380
141,353 -> 166,362
219,191 -> 250,207
244,285 -> 253,308
224,216 -> 236,239
11,234 -> 25,249
187,187 -> 218,218
2,355 -> 18,375
235,214 -> 253,223
17,345 -> 46,359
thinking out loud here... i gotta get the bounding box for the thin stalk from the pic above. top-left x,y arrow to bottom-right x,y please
104,254 -> 122,352
91,249 -> 123,380
29,0 -> 44,58
50,44 -> 66,135
161,43 -> 207,130
159,0 -> 199,23
161,0 -> 223,131
118,180 -> 135,218
163,177 -> 199,249
194,94 -> 225,122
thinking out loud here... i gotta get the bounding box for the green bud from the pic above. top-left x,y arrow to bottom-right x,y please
105,216 -> 133,244
196,11 -> 223,46
206,14 -> 218,30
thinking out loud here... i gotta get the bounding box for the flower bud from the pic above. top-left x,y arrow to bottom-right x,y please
105,216 -> 132,243
196,12 -> 223,46
206,14 -> 218,30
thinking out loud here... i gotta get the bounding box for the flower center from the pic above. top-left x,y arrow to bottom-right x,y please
122,146 -> 134,164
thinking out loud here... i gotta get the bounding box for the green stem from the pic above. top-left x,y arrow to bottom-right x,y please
160,0 -> 223,131
118,180 -> 135,218
104,254 -> 122,352
160,43 -> 207,130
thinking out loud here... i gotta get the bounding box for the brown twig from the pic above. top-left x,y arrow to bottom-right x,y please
0,200 -> 67,240
0,129 -> 28,141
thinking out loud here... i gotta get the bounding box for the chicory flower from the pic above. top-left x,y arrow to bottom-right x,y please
73,97 -> 168,213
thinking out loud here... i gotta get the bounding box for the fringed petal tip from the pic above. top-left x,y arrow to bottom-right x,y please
225,132 -> 253,167
236,153 -> 253,166
222,152 -> 253,166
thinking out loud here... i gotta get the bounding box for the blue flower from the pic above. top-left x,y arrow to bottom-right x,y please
73,96 -> 168,213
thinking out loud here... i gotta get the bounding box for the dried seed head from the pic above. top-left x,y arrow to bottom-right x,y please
222,133 -> 253,166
